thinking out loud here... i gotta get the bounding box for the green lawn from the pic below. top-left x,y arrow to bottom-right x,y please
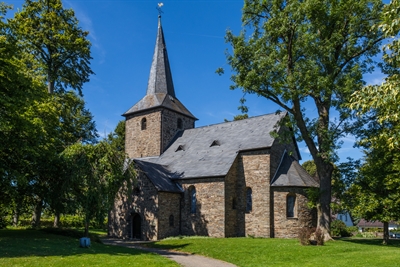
0,229 -> 179,267
148,236 -> 400,267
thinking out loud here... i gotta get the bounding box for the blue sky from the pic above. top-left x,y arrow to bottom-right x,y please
6,0 -> 386,163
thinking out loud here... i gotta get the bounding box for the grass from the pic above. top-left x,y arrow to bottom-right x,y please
146,236 -> 400,267
0,229 -> 179,267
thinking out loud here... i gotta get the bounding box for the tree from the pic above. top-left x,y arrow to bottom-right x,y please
10,0 -> 93,94
62,137 -> 135,237
349,143 -> 400,244
45,91 -> 98,227
0,3 -> 52,226
349,0 -> 400,245
222,0 -> 384,237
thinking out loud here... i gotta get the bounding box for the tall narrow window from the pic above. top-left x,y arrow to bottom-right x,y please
189,186 -> 196,214
177,118 -> 183,129
287,194 -> 296,218
246,187 -> 252,213
141,118 -> 147,130
169,215 -> 174,227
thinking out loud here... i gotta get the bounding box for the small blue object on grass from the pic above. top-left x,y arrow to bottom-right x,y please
80,237 -> 91,248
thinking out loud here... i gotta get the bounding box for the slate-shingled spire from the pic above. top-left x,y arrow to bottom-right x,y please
123,16 -> 196,119
147,15 -> 175,97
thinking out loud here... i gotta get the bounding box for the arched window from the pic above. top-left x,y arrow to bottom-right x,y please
246,187 -> 252,213
177,118 -> 183,129
141,118 -> 147,130
287,194 -> 296,218
189,186 -> 196,214
169,214 -> 174,227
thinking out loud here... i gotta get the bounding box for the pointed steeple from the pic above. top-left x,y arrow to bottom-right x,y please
123,16 -> 196,120
146,16 -> 175,97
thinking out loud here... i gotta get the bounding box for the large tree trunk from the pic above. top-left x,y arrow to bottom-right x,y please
13,209 -> 19,227
315,159 -> 334,240
383,221 -> 389,245
31,198 -> 43,228
292,100 -> 334,241
53,212 -> 60,228
84,221 -> 89,237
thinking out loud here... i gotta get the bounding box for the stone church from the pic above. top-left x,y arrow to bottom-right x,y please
108,16 -> 318,241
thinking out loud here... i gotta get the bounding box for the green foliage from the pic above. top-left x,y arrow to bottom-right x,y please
348,1 -> 400,245
223,0 -> 385,235
349,144 -> 400,242
61,135 -> 136,236
302,160 -> 317,178
305,187 -> 320,209
10,0 -> 94,94
331,220 -> 351,237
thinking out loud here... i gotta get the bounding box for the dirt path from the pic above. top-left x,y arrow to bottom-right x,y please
101,238 -> 237,267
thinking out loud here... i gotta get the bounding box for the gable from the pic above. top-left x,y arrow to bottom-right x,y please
271,151 -> 319,187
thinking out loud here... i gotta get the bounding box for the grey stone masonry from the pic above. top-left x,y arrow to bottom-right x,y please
179,178 -> 225,237
125,108 -> 195,159
272,187 -> 317,238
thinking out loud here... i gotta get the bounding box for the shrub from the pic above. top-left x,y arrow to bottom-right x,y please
314,227 -> 324,246
330,220 -> 351,237
346,226 -> 358,235
298,227 -> 314,245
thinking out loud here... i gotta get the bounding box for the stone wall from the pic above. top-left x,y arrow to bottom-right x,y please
239,150 -> 271,237
158,192 -> 181,239
108,172 -> 159,241
161,109 -> 195,151
272,187 -> 317,238
125,109 -> 162,158
179,177 -> 225,237
125,108 -> 195,158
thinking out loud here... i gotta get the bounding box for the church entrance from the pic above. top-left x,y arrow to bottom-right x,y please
131,213 -> 141,240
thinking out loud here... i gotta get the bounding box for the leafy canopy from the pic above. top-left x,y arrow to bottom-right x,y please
223,0 -> 384,235
11,0 -> 93,94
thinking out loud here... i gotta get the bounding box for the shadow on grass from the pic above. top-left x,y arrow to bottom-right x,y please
0,229 -> 156,259
337,237 -> 400,248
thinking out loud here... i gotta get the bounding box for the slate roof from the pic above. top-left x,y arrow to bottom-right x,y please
134,160 -> 183,193
136,112 -> 286,181
356,219 -> 399,228
123,16 -> 196,120
271,152 -> 319,187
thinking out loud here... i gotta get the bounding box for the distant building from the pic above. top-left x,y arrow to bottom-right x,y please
357,219 -> 399,232
108,16 -> 319,241
333,212 -> 353,227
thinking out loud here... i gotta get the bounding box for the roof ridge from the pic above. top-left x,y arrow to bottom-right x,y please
182,111 -> 286,131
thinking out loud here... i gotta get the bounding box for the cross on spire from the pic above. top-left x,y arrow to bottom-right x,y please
157,3 -> 164,17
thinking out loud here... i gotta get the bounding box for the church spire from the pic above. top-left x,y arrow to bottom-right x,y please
146,15 -> 176,98
123,14 -> 197,120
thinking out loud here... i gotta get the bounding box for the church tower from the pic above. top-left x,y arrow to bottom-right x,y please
123,16 -> 197,159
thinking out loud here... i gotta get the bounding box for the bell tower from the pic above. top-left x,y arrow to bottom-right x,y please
123,16 -> 197,158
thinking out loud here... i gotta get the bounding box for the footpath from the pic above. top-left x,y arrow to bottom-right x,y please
101,238 -> 237,267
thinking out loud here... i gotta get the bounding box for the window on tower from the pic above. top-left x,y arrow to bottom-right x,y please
141,118 -> 147,130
